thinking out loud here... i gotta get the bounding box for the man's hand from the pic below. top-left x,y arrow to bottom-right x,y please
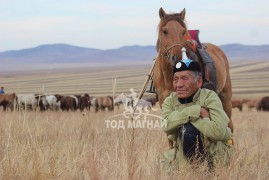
200,106 -> 210,118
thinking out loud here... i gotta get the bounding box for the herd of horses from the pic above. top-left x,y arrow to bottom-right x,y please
232,97 -> 269,111
0,92 -> 157,113
1,92 -> 268,112
0,93 -> 113,112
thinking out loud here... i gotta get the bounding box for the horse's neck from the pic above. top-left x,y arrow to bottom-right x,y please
158,55 -> 174,86
158,54 -> 172,71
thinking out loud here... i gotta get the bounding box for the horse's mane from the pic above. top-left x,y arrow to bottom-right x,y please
156,14 -> 187,51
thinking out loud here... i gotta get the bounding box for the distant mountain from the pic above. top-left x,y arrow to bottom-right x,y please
0,44 -> 156,65
0,43 -> 268,68
220,44 -> 269,60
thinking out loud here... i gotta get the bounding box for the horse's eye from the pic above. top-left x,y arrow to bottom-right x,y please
163,29 -> 168,35
182,30 -> 186,36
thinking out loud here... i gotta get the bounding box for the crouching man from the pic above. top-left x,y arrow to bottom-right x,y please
161,59 -> 233,170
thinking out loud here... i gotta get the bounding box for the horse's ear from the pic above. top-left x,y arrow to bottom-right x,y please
159,7 -> 166,19
179,8 -> 186,20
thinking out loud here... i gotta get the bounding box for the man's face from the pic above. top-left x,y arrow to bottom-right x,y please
173,71 -> 202,99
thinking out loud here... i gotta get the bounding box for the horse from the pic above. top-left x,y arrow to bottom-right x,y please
114,93 -> 157,118
16,93 -> 45,111
90,97 -> 97,110
41,95 -> 60,110
114,93 -> 133,112
95,96 -> 114,112
257,96 -> 269,111
242,99 -> 258,111
153,7 -> 233,132
78,93 -> 91,111
232,99 -> 243,111
54,94 -> 77,111
0,93 -> 16,111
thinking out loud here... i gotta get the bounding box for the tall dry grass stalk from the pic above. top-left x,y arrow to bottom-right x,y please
0,108 -> 268,179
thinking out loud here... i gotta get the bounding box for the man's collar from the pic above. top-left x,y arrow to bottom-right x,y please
178,95 -> 194,104
178,89 -> 200,104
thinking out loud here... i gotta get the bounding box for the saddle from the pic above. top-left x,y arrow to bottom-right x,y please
188,30 -> 217,92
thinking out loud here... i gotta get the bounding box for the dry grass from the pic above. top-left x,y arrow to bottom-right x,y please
0,108 -> 269,179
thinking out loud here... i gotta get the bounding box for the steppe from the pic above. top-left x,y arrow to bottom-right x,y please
0,59 -> 269,179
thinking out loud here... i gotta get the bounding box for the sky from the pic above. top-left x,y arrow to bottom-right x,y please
0,0 -> 268,52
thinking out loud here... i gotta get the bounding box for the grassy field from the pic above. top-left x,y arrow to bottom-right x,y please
0,108 -> 268,179
0,60 -> 269,179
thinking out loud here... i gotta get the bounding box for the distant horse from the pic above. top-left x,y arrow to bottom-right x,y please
78,94 -> 91,111
41,95 -> 60,110
90,97 -> 97,110
242,99 -> 258,111
114,93 -> 133,113
55,94 -> 77,111
114,93 -> 157,117
153,8 -> 233,131
232,99 -> 243,111
16,93 -> 45,111
95,96 -> 114,112
0,93 -> 16,111
257,96 -> 269,111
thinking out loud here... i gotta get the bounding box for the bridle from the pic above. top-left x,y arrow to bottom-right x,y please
158,38 -> 184,60
158,36 -> 196,65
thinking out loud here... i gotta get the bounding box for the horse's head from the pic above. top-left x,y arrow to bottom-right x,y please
157,8 -> 196,67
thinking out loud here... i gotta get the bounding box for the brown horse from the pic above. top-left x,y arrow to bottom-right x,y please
0,93 -> 16,111
153,8 -> 234,132
232,99 -> 243,111
257,96 -> 269,111
95,96 -> 114,112
242,99 -> 258,111
55,94 -> 77,111
78,93 -> 91,111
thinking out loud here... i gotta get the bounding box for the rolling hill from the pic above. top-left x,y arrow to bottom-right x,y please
0,43 -> 268,72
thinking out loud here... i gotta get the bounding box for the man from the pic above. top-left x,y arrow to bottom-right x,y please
161,59 -> 233,170
0,86 -> 4,94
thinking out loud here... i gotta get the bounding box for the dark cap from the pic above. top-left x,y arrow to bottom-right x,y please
173,59 -> 201,74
